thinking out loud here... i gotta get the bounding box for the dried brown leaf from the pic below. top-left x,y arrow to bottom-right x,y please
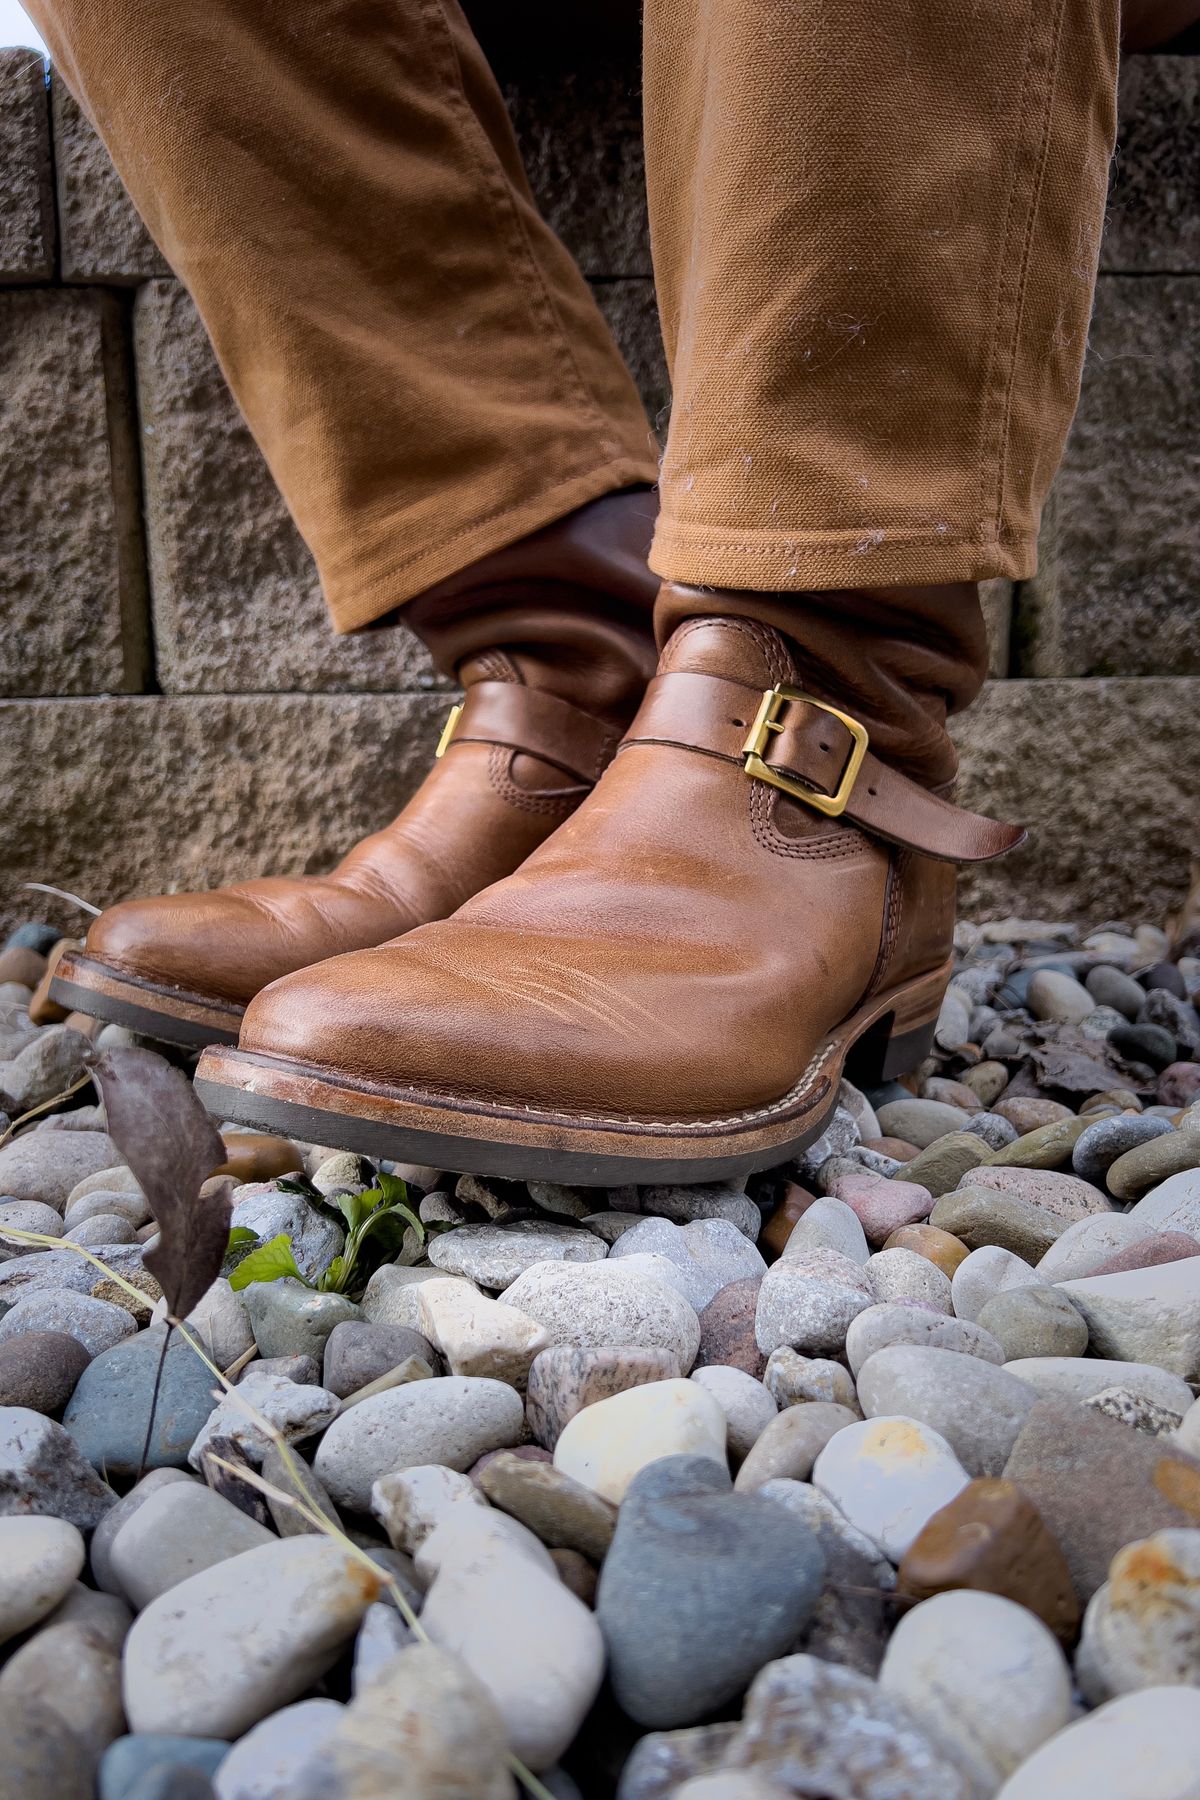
88,1046 -> 233,1317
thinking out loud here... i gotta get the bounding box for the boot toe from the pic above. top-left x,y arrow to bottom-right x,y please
88,893 -> 268,1007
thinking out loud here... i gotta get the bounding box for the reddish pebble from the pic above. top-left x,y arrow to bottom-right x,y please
830,1171 -> 933,1246
760,1183 -> 817,1260
922,1077 -> 983,1112
862,1136 -> 922,1162
1089,1231 -> 1200,1279
1159,1063 -> 1200,1109
995,1097 -> 1074,1133
694,1277 -> 765,1378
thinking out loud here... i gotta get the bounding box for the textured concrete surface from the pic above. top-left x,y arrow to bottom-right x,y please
51,79 -> 169,284
134,282 -> 445,695
953,678 -> 1199,926
1103,57 -> 1199,273
1015,277 -> 1199,677
0,50 -> 55,283
0,692 -> 447,936
0,289 -> 149,697
0,680 -> 1194,937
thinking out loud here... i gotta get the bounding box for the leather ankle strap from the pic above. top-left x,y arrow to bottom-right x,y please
621,671 -> 1025,864
438,681 -> 619,786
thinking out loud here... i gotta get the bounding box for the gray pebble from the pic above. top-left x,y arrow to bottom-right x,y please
976,1285 -> 1089,1360
1072,1113 -> 1175,1188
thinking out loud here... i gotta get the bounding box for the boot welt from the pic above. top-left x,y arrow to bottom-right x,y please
49,952 -> 245,1049
193,959 -> 950,1184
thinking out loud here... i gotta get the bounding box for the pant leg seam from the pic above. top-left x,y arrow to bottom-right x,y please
417,0 -> 628,471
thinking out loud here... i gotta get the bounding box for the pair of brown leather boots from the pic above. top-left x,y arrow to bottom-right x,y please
54,492 -> 1021,1184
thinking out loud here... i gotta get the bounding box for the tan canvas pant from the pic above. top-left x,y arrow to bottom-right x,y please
29,0 -> 1119,631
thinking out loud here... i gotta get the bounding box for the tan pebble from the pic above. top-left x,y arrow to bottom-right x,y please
1081,1089 -> 1142,1114
883,1223 -> 970,1276
0,947 -> 48,989
214,1134 -> 304,1184
861,1136 -> 922,1162
26,939 -> 82,1028
550,1548 -> 597,1606
91,1268 -> 162,1322
1108,1132 -> 1200,1201
921,1078 -> 983,1113
994,1098 -> 1074,1133
734,1402 -> 856,1492
897,1476 -> 1079,1644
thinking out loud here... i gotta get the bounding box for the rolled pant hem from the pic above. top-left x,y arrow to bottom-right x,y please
326,453 -> 661,634
648,521 -> 1037,592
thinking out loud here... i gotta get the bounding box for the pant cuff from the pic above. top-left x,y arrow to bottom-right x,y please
649,519 -> 1038,591
327,455 -> 661,634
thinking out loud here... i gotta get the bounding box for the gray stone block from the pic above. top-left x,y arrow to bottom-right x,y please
593,277 -> 668,438
953,677 -> 1199,926
504,62 -> 649,277
0,288 -> 149,696
1013,276 -> 1199,676
1104,57 -> 1199,273
0,691 -> 446,937
0,49 -> 55,283
134,281 -> 445,694
51,77 -> 169,283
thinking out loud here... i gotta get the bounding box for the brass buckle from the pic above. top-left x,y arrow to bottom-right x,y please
742,684 -> 869,818
434,702 -> 464,759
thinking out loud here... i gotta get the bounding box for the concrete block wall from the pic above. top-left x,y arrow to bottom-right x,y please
0,39 -> 1197,939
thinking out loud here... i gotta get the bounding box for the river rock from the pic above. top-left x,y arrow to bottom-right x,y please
976,1285 -> 1089,1360
695,1279 -> 765,1377
0,1290 -> 137,1358
110,1479 -> 274,1608
609,1217 -> 766,1311
172,1280 -> 255,1370
0,1244 -> 147,1305
734,1403 -> 856,1491
754,1249 -> 873,1356
1002,1397 -> 1200,1599
1108,1131 -> 1200,1201
845,1304 -> 1004,1378
478,1452 -> 617,1561
967,1164 -> 1112,1221
0,1692 -> 91,1800
1086,964 -> 1147,1019
503,1262 -> 700,1368
597,1459 -> 825,1727
813,1416 -> 971,1560
881,1223 -> 970,1276
0,1199 -> 64,1250
724,1653 -> 969,1797
1057,1255 -> 1200,1376
0,1616 -> 123,1765
864,1246 -> 953,1312
755,1479 -> 893,1675
0,1133 -> 121,1209
189,1370 -> 340,1471
1076,1529 -> 1200,1704
211,1698 -> 342,1800
288,1643 -> 515,1800
525,1344 -> 681,1450
0,1515 -> 85,1643
0,1329 -> 90,1414
417,1278 -> 548,1387
893,1135 -> 986,1198
554,1379 -> 726,1504
370,1463 -> 485,1553
1035,1213 -> 1155,1281
993,1687 -> 1200,1800
323,1321 -> 437,1398
428,1220 -> 607,1288
1029,969 -> 1095,1025
1072,1114 -> 1176,1188
1005,1355 -> 1194,1415
856,1346 -> 1037,1477
897,1476 -> 1079,1642
879,1589 -> 1072,1793
876,1100 -> 970,1149
931,1188 -> 1066,1262
1125,1166 -> 1200,1238
229,1188 -> 343,1284
0,1405 -> 115,1528
241,1281 -> 358,1363
781,1196 -> 868,1265
420,1509 -> 604,1769
314,1375 -> 523,1511
829,1173 -> 933,1244
99,1735 -> 230,1800
761,1347 -> 858,1411
123,1537 -> 380,1738
950,1246 -> 1047,1323
641,1186 -> 762,1240
692,1366 -> 778,1460
63,1329 -> 219,1476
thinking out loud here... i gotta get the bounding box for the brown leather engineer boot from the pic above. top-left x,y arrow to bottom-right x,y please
52,491 -> 659,1046
196,581 -> 1023,1181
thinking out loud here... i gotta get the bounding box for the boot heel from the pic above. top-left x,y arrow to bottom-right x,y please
844,964 -> 950,1086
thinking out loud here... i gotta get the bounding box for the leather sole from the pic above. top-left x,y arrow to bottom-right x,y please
49,952 -> 244,1049
193,960 -> 950,1184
